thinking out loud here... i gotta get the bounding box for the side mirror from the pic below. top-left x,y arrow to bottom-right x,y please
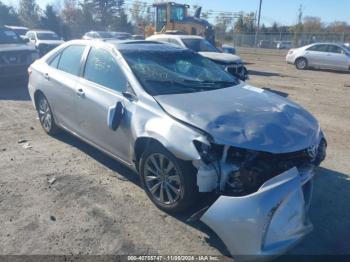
107,101 -> 124,131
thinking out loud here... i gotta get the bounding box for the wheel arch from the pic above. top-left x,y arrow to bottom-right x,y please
134,137 -> 166,171
33,89 -> 45,110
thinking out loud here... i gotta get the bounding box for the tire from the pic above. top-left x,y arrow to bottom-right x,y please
295,57 -> 308,70
140,143 -> 198,213
36,93 -> 60,135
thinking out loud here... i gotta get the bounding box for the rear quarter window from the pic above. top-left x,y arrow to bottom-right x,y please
57,45 -> 86,76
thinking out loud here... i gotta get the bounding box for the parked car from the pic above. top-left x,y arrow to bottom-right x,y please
82,31 -> 114,40
110,32 -> 133,40
147,34 -> 248,81
286,42 -> 350,71
258,40 -> 273,48
276,41 -> 292,49
28,39 -> 326,258
132,34 -> 145,40
0,27 -> 39,79
26,30 -> 64,57
221,44 -> 236,54
4,25 -> 29,40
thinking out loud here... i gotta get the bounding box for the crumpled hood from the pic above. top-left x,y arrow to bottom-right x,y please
155,83 -> 321,153
0,43 -> 36,52
198,51 -> 242,64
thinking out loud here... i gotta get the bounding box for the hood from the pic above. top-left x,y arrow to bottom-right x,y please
199,51 -> 242,64
155,83 -> 321,153
36,40 -> 64,46
0,43 -> 36,52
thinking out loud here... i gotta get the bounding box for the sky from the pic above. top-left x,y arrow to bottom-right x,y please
7,0 -> 350,26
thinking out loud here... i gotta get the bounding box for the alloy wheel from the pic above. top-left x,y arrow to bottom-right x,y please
143,153 -> 182,205
38,96 -> 52,132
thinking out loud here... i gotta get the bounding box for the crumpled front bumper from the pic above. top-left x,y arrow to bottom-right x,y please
200,167 -> 314,261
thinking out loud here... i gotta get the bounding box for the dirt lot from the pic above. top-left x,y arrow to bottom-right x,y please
0,48 -> 349,259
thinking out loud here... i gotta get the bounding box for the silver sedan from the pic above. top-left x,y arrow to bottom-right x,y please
28,40 -> 326,257
286,42 -> 350,71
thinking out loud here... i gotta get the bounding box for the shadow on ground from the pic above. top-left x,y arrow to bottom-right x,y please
0,79 -> 30,101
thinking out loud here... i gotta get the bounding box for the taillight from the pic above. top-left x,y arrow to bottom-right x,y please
28,67 -> 32,76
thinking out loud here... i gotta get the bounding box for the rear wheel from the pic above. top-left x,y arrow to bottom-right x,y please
295,57 -> 308,70
140,144 -> 198,213
36,93 -> 60,135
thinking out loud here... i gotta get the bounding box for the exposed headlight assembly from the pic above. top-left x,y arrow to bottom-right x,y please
193,140 -> 223,164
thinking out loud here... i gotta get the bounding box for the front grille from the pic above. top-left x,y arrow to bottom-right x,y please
226,64 -> 246,79
0,51 -> 31,65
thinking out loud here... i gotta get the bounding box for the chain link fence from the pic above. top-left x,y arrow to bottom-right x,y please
221,32 -> 350,48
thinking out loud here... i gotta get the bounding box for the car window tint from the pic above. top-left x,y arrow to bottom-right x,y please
84,47 -> 127,93
169,39 -> 181,46
57,45 -> 85,76
49,53 -> 61,68
308,44 -> 328,52
328,45 -> 342,54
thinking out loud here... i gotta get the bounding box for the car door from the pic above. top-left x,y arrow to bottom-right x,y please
304,44 -> 328,68
43,45 -> 87,132
74,46 -> 133,163
325,45 -> 349,70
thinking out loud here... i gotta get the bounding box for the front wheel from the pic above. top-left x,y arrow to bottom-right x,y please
36,93 -> 60,135
140,144 -> 198,213
295,57 -> 308,70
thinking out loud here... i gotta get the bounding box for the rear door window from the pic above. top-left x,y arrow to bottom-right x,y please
307,44 -> 328,52
83,47 -> 127,93
57,45 -> 86,76
327,45 -> 343,54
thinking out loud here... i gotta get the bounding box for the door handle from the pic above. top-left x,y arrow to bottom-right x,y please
76,88 -> 85,98
44,73 -> 50,80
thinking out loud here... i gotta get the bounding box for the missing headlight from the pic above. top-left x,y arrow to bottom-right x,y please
193,140 -> 224,164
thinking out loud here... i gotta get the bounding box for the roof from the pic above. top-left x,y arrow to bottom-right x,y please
64,39 -> 187,53
28,30 -> 56,34
149,34 -> 204,40
5,25 -> 29,30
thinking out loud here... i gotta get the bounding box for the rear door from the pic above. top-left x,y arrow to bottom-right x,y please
74,46 -> 133,163
325,45 -> 349,70
305,44 -> 328,68
44,45 -> 87,132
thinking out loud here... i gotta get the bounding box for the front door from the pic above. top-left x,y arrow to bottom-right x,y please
75,47 -> 133,163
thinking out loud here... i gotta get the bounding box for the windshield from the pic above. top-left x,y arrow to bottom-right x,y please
121,49 -> 239,95
182,38 -> 220,52
342,44 -> 350,53
0,29 -> 22,44
37,32 -> 60,40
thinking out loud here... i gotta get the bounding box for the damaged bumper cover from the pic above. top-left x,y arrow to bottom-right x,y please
200,167 -> 314,260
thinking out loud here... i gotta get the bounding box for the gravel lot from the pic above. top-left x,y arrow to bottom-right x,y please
0,48 -> 349,259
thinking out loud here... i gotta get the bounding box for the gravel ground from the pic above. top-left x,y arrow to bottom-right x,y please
0,48 -> 349,260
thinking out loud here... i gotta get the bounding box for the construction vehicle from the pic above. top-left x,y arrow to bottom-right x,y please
145,2 -> 215,45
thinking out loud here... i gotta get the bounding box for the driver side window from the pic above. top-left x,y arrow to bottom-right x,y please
83,47 -> 127,93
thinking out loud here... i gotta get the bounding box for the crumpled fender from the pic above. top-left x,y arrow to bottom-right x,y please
200,167 -> 313,260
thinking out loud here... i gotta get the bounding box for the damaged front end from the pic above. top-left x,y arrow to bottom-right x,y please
193,138 -> 326,259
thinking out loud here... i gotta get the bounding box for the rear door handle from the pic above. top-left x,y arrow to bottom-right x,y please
76,88 -> 85,98
44,73 -> 50,80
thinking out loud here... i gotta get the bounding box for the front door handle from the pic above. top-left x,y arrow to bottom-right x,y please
44,72 -> 50,80
76,88 -> 85,98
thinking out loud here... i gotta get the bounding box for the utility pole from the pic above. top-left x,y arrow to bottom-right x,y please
254,0 -> 262,47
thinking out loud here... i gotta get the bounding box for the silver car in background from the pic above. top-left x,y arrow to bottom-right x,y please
286,42 -> 350,71
28,40 -> 326,258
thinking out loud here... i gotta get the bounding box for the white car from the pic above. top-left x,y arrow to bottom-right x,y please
26,30 -> 64,57
286,43 -> 350,71
147,34 -> 248,81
